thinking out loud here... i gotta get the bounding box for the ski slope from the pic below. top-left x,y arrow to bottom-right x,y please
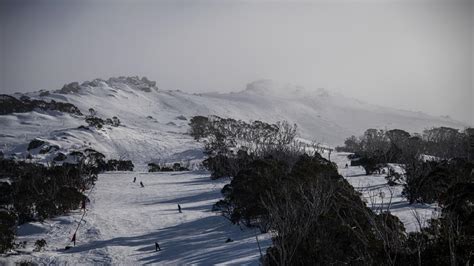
1,170 -> 271,265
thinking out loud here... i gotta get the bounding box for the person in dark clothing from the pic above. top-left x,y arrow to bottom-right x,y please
140,181 -> 144,187
345,163 -> 348,168
155,242 -> 161,251
133,177 -> 136,183
178,204 -> 182,213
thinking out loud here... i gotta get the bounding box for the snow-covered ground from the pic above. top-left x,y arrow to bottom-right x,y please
333,152 -> 438,232
1,170 -> 271,265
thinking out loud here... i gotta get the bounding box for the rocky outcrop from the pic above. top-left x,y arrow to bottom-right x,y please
57,82 -> 81,94
107,76 -> 158,92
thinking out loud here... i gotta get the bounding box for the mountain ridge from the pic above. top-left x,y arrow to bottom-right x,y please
0,76 -> 467,164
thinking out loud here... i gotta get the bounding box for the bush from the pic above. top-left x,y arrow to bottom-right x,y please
147,162 -> 188,172
0,94 -> 82,115
148,163 -> 160,172
33,239 -> 46,252
172,163 -> 188,171
85,116 -> 104,129
403,159 -> 473,204
0,210 -> 16,253
105,160 -> 134,171
27,139 -> 45,151
53,152 -> 67,161
189,116 -> 210,140
160,166 -> 174,172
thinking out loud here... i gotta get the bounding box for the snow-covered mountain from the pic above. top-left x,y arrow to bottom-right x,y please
0,77 -> 452,264
0,76 -> 466,164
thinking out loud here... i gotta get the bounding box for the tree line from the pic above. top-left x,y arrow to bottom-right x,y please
0,149 -> 134,253
336,127 -> 472,204
195,118 -> 473,265
189,115 -> 297,180
336,126 -> 473,265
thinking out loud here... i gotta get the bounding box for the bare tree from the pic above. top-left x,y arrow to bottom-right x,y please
410,208 -> 429,266
262,182 -> 333,266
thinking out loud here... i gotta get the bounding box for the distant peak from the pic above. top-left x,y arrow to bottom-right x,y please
106,76 -> 157,89
105,76 -> 158,92
56,76 -> 159,94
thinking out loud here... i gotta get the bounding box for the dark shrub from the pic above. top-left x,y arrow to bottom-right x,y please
0,210 -> 16,253
403,159 -> 473,204
106,160 -> 134,171
160,166 -> 173,172
148,163 -> 160,172
85,116 -> 104,129
0,94 -> 82,115
33,239 -> 46,252
189,116 -> 210,140
53,152 -> 67,161
27,139 -> 45,150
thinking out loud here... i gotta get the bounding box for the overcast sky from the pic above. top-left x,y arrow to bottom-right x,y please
1,0 -> 472,125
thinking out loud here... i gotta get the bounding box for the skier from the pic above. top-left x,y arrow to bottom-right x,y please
178,204 -> 182,213
345,163 -> 348,168
133,177 -> 136,183
140,181 -> 144,188
155,242 -> 161,251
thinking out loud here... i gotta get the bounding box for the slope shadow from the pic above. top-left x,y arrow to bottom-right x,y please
141,190 -> 222,205
61,215 -> 265,265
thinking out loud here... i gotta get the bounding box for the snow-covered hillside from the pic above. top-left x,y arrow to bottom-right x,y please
1,77 -> 448,263
1,170 -> 272,265
0,76 -> 466,164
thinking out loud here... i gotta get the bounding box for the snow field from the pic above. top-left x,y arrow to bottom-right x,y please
1,171 -> 271,265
